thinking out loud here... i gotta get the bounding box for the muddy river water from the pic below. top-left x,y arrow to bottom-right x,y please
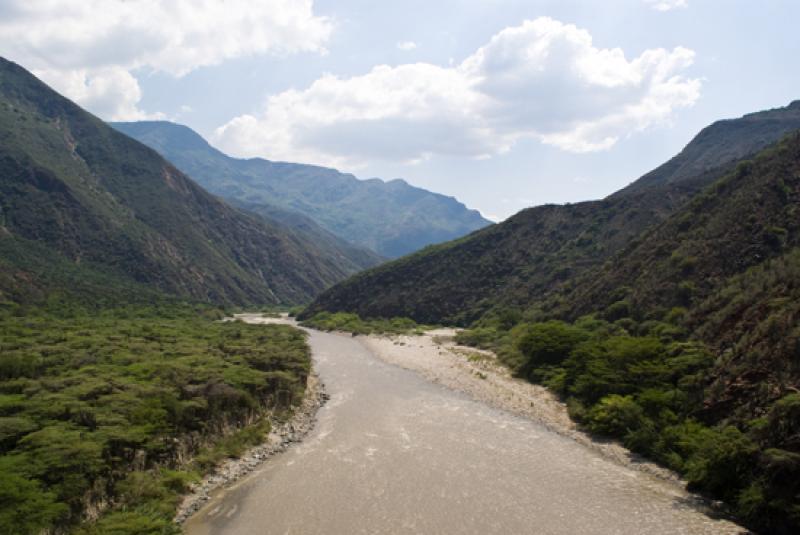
184,326 -> 744,534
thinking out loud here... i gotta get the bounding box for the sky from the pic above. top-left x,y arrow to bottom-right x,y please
1,0 -> 798,221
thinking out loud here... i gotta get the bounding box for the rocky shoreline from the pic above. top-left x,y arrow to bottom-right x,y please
174,372 -> 328,523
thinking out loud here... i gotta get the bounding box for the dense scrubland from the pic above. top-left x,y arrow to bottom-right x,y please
0,58 -> 331,535
0,303 -> 310,535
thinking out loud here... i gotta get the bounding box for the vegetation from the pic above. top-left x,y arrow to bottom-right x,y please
3,53 -> 800,535
287,305 -> 306,318
0,57 -> 332,535
0,303 -> 311,535
112,120 -> 490,259
301,311 -> 430,335
457,312 -> 797,532
0,57 -> 374,308
557,131 -> 800,320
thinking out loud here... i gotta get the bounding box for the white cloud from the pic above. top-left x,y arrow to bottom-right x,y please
644,0 -> 688,11
0,0 -> 332,120
35,66 -> 165,121
214,17 -> 700,167
397,41 -> 418,51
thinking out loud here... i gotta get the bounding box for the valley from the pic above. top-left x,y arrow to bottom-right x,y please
1,7 -> 798,532
184,316 -> 744,535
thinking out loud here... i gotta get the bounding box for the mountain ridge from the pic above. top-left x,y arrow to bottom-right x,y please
612,99 -> 800,198
111,120 -> 491,258
0,57 -> 378,306
302,100 -> 800,324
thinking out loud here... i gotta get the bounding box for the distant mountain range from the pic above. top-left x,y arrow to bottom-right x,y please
0,57 -> 382,307
111,121 -> 491,258
304,100 -> 800,325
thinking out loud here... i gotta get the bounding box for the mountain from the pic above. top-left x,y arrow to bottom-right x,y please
0,57 -> 380,307
559,139 -> 800,320
554,132 -> 800,410
613,100 -> 800,197
235,200 -> 383,271
111,120 -> 491,258
302,101 -> 800,325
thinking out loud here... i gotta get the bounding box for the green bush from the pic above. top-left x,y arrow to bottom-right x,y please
454,327 -> 500,349
432,293 -> 800,532
683,426 -> 758,502
0,470 -> 67,535
512,321 -> 588,380
586,395 -> 647,436
287,305 -> 305,318
604,300 -> 631,321
75,511 -> 181,535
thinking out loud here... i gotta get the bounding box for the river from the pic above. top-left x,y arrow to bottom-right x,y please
184,324 -> 744,534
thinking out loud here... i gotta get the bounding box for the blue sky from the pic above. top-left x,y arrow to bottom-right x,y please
2,1 -> 798,220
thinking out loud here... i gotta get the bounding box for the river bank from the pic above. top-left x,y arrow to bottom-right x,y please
358,328 -> 692,483
241,314 -> 730,508
175,370 -> 328,523
184,316 -> 745,534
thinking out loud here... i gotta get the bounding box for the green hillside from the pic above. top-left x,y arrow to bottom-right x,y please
302,101 -> 800,325
549,132 -> 800,431
0,57 -> 376,307
559,136 -> 800,321
111,121 -> 491,258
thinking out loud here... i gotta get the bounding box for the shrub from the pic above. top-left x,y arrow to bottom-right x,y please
454,327 -> 500,349
300,312 -> 430,335
564,335 -> 665,404
676,281 -> 696,305
604,300 -> 631,321
587,394 -> 647,436
75,511 -> 181,535
0,470 -> 67,535
512,321 -> 588,379
683,425 -> 758,501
